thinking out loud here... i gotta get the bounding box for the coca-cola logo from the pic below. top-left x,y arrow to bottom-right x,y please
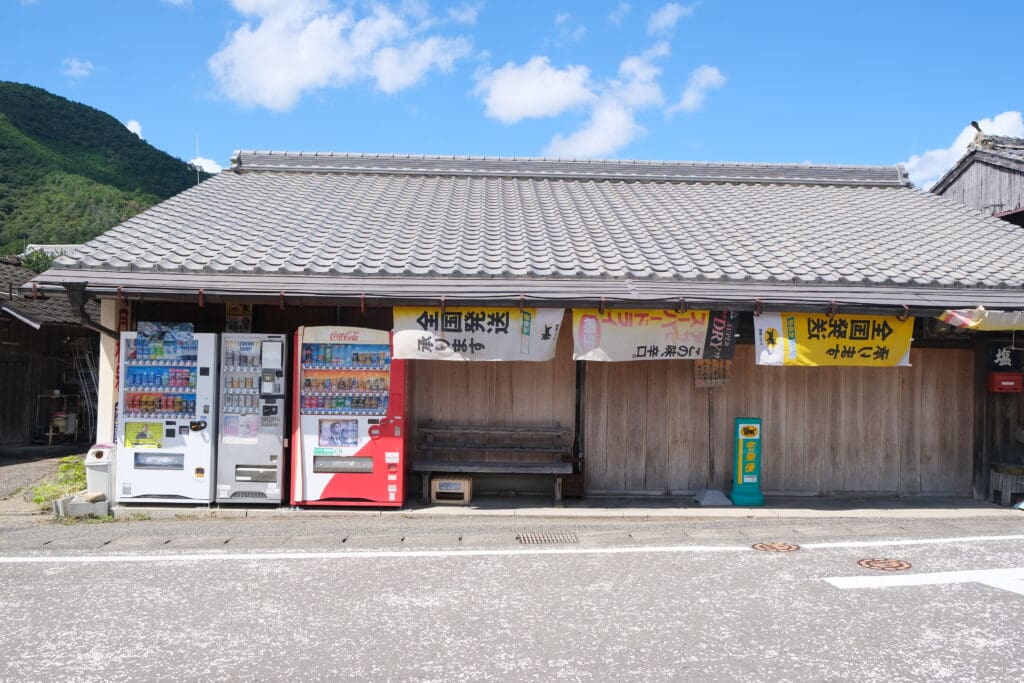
329,331 -> 361,341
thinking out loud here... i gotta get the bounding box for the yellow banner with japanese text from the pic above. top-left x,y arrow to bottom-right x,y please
753,312 -> 914,367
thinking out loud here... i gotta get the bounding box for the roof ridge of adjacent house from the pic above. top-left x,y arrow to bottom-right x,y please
228,150 -> 910,188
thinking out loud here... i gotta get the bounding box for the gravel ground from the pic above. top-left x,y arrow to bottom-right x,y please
0,449 -> 80,517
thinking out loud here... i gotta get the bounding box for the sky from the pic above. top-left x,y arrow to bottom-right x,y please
2,0 -> 1023,188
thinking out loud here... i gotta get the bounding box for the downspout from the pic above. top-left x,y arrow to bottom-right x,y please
63,282 -> 118,339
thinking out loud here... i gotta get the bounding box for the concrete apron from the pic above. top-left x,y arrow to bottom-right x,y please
110,495 -> 1023,520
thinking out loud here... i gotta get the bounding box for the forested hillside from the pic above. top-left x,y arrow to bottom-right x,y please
0,81 -> 211,254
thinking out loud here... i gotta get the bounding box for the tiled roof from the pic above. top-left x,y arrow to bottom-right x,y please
1,258 -> 94,327
37,152 -> 1024,310
975,134 -> 1024,164
932,134 -> 1024,193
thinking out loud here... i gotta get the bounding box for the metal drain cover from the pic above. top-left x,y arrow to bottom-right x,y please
516,531 -> 578,544
858,558 -> 912,571
752,542 -> 801,552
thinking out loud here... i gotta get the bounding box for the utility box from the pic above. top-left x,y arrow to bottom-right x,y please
430,475 -> 472,505
987,372 -> 1023,393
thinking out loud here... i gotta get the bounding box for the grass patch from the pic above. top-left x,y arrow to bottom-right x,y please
30,455 -> 86,510
55,514 -> 115,525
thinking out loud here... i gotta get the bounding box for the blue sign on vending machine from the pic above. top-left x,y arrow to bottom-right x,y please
730,417 -> 764,506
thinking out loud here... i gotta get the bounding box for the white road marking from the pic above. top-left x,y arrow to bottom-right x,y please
826,568 -> 1024,596
0,544 -> 749,564
1,533 -> 1023,565
802,534 -> 1024,549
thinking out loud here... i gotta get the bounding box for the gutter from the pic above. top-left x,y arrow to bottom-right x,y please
62,282 -> 117,339
0,303 -> 42,330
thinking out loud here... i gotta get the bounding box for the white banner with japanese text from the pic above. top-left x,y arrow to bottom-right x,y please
393,307 -> 564,361
571,309 -> 739,361
754,312 -> 913,367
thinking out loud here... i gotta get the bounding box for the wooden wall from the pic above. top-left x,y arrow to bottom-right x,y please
408,314 -> 576,454
582,346 -> 975,496
940,161 -> 1024,215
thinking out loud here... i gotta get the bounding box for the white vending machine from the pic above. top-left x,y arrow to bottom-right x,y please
115,324 -> 218,504
215,333 -> 288,504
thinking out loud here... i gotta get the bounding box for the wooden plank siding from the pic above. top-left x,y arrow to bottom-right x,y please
938,160 -> 1024,215
407,312 -> 577,465
583,345 -> 975,496
582,361 -> 710,494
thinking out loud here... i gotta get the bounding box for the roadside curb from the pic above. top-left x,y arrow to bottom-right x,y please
109,503 -> 1023,522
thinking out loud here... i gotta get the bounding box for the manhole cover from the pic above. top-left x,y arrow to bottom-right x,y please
858,558 -> 912,571
516,531 -> 578,544
752,542 -> 801,552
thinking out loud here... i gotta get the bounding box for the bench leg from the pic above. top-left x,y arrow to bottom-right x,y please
554,477 -> 563,505
421,474 -> 431,504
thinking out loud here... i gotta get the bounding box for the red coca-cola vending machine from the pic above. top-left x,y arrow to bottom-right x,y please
290,326 -> 406,507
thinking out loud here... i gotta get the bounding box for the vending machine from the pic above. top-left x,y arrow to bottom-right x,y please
116,324 -> 218,504
291,326 -> 406,507
215,334 -> 288,504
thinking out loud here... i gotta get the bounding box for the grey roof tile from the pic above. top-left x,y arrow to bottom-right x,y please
41,151 -> 1024,303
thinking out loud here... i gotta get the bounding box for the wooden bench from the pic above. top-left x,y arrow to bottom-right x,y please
412,424 -> 573,503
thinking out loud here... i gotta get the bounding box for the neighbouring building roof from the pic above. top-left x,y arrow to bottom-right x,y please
32,151 -> 1024,313
20,244 -> 83,257
932,133 -> 1024,194
1,257 -> 95,328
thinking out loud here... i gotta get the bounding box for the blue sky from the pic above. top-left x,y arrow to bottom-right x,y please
3,0 -> 1023,187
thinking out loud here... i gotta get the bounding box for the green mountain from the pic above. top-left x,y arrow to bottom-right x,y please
0,81 -> 211,255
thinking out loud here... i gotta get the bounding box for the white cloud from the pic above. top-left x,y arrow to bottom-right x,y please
477,44 -> 673,158
554,12 -> 586,44
209,0 -> 472,110
448,2 -> 482,25
609,3 -> 631,25
648,2 -> 694,35
546,100 -> 641,158
615,42 -> 669,108
902,111 -> 1024,188
190,157 -> 223,174
372,36 -> 471,93
475,57 -> 595,123
161,0 -> 192,7
124,120 -> 143,139
61,57 -> 94,78
667,64 -> 725,113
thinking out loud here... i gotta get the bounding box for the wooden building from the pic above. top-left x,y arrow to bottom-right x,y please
932,128 -> 1024,475
932,127 -> 1024,226
31,153 -> 1024,500
1,257 -> 98,445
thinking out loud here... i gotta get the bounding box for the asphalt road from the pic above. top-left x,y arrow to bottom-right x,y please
2,514 -> 1023,681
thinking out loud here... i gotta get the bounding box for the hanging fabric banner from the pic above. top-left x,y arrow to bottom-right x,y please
938,306 -> 1024,331
754,312 -> 914,367
393,307 -> 564,361
572,309 -> 738,361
